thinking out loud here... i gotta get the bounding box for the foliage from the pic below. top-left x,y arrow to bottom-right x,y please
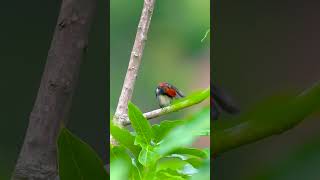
55,89 -> 209,180
57,128 -> 109,180
55,80 -> 320,180
110,89 -> 210,180
213,82 -> 320,155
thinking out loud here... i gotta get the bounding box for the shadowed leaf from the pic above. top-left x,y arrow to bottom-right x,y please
57,128 -> 108,180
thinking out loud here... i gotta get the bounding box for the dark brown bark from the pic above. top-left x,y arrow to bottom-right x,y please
12,0 -> 96,179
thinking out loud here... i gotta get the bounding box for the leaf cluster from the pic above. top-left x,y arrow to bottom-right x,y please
56,89 -> 210,180
110,90 -> 210,179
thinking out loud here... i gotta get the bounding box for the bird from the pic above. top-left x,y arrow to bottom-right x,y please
212,84 -> 239,120
155,82 -> 185,108
155,82 -> 239,120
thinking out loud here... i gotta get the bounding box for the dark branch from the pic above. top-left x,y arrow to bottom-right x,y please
12,0 -> 97,179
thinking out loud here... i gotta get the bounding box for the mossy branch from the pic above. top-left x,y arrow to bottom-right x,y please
123,88 -> 210,126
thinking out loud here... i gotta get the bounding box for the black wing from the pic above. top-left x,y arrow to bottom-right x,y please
168,83 -> 185,97
212,84 -> 239,114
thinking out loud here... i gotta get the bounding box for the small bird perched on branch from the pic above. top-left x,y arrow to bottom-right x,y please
155,82 -> 239,120
212,84 -> 239,120
155,82 -> 185,108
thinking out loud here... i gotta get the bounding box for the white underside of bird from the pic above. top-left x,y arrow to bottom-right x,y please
157,94 -> 172,107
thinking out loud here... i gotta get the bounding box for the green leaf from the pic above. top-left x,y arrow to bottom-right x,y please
168,148 -> 208,159
184,158 -> 203,168
189,159 -> 210,180
152,120 -> 185,143
179,164 -> 198,176
57,128 -> 108,180
155,107 -> 210,157
172,89 -> 210,105
161,155 -> 204,169
130,158 -> 143,180
202,148 -> 210,157
141,163 -> 157,180
157,157 -> 188,171
110,145 -> 131,163
156,169 -> 188,180
195,129 -> 210,136
110,157 -> 131,180
138,145 -> 160,167
110,121 -> 141,157
111,145 -> 143,180
128,102 -> 154,147
213,82 -> 320,155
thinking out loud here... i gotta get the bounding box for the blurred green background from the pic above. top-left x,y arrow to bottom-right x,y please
0,0 -> 108,179
110,0 -> 210,122
214,0 -> 320,179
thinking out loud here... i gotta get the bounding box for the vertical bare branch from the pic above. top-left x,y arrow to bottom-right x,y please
12,0 -> 96,179
113,0 -> 156,126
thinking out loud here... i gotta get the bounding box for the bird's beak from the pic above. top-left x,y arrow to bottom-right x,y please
156,87 -> 160,95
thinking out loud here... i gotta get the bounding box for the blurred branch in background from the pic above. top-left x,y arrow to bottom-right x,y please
113,0 -> 156,127
12,0 -> 97,179
213,81 -> 320,155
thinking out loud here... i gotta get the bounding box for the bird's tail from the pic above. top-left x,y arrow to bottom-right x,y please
170,84 -> 185,98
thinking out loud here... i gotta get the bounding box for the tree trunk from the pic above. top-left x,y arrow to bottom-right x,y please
12,0 -> 96,179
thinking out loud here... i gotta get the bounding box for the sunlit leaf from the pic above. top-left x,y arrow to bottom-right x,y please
110,158 -> 131,180
152,120 -> 185,143
138,145 -> 160,167
110,121 -> 141,157
189,159 -> 210,180
128,102 -> 154,147
156,169 -> 188,180
168,147 -> 208,159
155,107 -> 210,157
110,145 -> 131,163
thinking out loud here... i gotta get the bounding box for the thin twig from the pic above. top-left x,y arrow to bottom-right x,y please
113,0 -> 156,126
123,88 -> 210,126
